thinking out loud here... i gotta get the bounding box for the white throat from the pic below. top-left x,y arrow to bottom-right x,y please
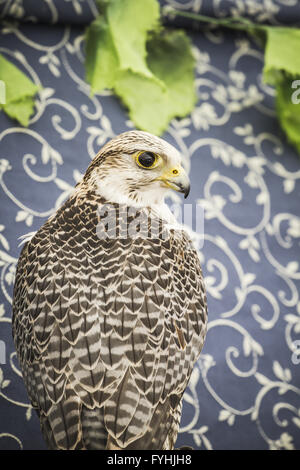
95,176 -> 179,226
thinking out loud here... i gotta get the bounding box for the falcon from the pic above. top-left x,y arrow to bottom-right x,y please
12,130 -> 207,450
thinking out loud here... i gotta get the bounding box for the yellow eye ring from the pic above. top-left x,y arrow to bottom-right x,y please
136,151 -> 159,169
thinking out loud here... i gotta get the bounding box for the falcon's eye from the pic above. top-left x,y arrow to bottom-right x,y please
136,151 -> 159,169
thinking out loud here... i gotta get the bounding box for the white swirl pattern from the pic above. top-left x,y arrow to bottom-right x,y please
0,0 -> 299,450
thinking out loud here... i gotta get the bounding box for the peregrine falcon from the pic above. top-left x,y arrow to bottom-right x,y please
12,131 -> 207,450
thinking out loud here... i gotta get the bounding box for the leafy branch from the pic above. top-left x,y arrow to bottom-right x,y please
164,7 -> 300,155
1,0 -> 299,158
85,0 -> 300,155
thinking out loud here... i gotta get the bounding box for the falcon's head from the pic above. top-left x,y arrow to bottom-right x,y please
83,131 -> 190,207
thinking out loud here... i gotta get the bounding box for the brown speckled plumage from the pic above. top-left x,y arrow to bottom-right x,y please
12,131 -> 207,450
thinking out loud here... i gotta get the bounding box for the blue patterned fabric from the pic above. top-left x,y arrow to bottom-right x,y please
2,0 -> 300,25
0,0 -> 300,451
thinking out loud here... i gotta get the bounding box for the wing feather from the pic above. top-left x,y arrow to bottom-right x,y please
12,192 -> 207,449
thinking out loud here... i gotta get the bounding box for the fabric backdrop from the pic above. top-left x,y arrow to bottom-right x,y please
2,0 -> 300,25
0,0 -> 300,450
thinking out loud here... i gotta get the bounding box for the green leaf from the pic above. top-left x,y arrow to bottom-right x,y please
85,0 -> 196,135
3,96 -> 36,127
0,54 -> 39,126
85,17 -> 119,91
148,30 -> 196,112
115,30 -> 196,135
86,0 -> 161,93
107,0 -> 160,79
95,0 -> 110,15
264,28 -> 300,85
162,8 -> 300,155
0,54 -> 38,104
261,27 -> 300,155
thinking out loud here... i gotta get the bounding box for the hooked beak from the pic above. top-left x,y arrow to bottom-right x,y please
158,166 -> 191,199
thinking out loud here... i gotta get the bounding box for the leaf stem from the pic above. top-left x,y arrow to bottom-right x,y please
162,8 -> 269,33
